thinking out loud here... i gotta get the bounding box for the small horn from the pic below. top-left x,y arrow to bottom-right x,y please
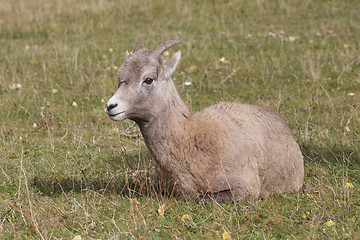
133,41 -> 141,52
150,40 -> 181,59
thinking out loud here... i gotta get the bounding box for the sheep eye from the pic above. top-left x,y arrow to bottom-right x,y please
143,78 -> 153,85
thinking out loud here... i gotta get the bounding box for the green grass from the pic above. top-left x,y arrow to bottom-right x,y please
1,0 -> 360,239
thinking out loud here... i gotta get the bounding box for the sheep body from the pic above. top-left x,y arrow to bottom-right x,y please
140,101 -> 303,201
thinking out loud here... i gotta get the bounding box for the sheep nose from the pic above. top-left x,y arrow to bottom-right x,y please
106,103 -> 118,112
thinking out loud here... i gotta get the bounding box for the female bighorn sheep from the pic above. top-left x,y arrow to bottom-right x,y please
106,40 -> 304,201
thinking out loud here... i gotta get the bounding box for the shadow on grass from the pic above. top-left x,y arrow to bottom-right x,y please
31,175 -> 153,198
30,149 -> 157,197
30,147 -> 179,199
31,166 -> 175,199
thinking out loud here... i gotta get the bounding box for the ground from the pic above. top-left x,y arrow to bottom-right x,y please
0,0 -> 359,239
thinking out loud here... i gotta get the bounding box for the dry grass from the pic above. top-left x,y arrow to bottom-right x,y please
0,0 -> 359,239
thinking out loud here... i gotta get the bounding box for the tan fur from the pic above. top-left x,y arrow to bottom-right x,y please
106,41 -> 304,202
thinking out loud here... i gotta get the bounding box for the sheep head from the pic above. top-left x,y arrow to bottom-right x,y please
106,40 -> 181,123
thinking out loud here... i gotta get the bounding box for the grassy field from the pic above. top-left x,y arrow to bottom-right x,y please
1,0 -> 360,239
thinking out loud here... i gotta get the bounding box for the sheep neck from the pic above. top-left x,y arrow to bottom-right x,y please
138,85 -> 192,168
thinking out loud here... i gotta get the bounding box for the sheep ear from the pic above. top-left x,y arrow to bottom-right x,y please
125,50 -> 130,60
164,51 -> 181,77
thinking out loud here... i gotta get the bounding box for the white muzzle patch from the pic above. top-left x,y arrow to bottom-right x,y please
106,94 -> 127,121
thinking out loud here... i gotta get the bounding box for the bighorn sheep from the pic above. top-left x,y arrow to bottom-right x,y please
106,40 -> 304,201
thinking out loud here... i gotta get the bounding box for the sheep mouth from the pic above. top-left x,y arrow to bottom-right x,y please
108,111 -> 125,117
